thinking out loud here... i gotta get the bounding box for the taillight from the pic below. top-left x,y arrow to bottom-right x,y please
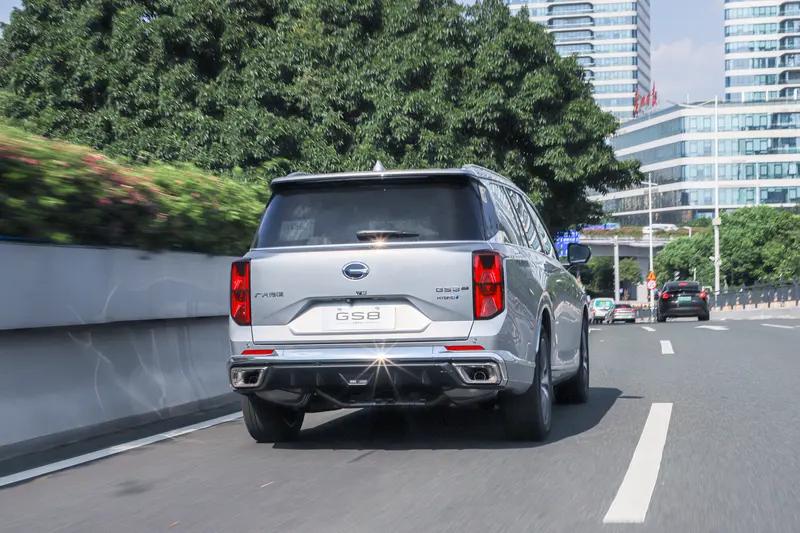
700,291 -> 708,300
661,292 -> 670,300
473,251 -> 504,320
230,260 -> 251,326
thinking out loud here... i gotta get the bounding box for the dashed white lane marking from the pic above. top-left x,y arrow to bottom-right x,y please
696,325 -> 729,331
641,326 -> 656,332
260,481 -> 274,488
603,403 -> 674,524
0,412 -> 244,488
589,328 -> 601,333
762,323 -> 795,330
660,340 -> 674,355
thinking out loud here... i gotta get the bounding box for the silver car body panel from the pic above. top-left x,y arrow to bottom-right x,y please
229,165 -> 588,406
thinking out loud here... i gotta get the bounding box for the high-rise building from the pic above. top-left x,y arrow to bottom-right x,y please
590,100 -> 800,225
725,0 -> 800,103
507,0 -> 652,122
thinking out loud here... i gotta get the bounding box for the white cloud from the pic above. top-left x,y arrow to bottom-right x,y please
652,38 -> 725,105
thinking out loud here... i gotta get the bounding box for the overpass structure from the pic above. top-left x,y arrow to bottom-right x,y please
578,235 -> 672,301
581,235 -> 671,279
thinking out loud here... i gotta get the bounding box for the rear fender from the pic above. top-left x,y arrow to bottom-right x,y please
534,292 -> 554,362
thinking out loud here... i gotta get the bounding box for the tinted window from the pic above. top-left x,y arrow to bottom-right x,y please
664,281 -> 701,293
485,183 -> 524,245
506,189 -> 543,252
255,178 -> 485,247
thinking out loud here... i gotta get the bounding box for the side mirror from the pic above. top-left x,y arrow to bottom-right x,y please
568,243 -> 592,266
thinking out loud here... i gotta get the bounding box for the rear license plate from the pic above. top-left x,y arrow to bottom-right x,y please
323,305 -> 396,332
678,296 -> 692,303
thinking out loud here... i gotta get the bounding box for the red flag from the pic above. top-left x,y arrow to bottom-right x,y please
652,83 -> 658,107
634,90 -> 641,116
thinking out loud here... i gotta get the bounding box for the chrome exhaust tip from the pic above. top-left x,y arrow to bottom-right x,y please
453,362 -> 501,385
230,367 -> 266,389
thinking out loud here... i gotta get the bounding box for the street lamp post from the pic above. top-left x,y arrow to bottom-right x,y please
643,178 -> 656,322
668,96 -> 722,294
713,95 -> 721,295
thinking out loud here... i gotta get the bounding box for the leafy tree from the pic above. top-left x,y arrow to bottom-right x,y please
619,258 -> 642,285
655,206 -> 800,287
0,0 -> 639,231
581,256 -> 641,296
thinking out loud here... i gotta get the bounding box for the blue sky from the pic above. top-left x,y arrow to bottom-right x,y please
1,0 -> 726,104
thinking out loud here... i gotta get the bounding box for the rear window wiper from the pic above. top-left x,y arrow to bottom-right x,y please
356,230 -> 420,241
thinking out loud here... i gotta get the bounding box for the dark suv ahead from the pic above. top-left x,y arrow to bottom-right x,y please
657,281 -> 710,322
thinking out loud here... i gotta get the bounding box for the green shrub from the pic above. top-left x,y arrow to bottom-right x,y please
0,122 -> 266,255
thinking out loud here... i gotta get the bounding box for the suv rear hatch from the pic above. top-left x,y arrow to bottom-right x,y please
247,174 -> 489,344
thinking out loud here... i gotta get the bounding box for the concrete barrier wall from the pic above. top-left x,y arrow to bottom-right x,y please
0,242 -> 239,460
0,242 -> 235,330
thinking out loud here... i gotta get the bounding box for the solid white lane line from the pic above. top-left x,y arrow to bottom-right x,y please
696,325 -> 728,331
603,403 -> 673,524
660,340 -> 674,355
0,412 -> 243,489
762,323 -> 795,330
641,326 -> 656,332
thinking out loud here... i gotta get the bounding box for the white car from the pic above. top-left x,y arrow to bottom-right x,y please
590,298 -> 615,324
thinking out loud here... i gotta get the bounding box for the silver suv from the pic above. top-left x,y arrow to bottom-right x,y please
228,165 -> 592,442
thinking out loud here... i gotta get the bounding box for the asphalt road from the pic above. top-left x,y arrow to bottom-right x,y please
2,317 -> 800,532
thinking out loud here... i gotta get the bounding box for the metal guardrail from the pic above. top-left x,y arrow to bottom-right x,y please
710,281 -> 800,310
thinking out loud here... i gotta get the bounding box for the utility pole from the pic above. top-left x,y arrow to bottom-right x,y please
614,235 -> 620,303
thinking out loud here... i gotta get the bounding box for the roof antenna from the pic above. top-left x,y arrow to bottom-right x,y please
372,160 -> 385,172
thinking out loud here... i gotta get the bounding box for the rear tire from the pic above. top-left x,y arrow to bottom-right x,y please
502,328 -> 552,441
556,319 -> 589,404
657,314 -> 667,323
242,395 -> 304,443
699,313 -> 710,321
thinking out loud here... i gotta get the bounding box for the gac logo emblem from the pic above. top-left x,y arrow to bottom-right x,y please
342,262 -> 369,280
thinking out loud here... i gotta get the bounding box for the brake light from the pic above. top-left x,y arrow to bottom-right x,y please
445,345 -> 486,351
473,251 -> 504,320
700,291 -> 708,300
661,292 -> 670,300
230,260 -> 251,326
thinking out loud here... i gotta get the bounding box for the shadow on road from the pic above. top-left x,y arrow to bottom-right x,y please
277,387 -> 623,451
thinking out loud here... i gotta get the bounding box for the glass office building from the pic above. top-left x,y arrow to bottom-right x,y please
725,0 -> 800,103
507,0 -> 652,122
592,101 -> 800,224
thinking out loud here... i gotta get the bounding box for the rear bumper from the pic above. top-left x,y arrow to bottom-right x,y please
659,303 -> 708,317
227,346 -> 534,408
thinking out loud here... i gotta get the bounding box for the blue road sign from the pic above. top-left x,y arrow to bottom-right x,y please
554,230 -> 580,258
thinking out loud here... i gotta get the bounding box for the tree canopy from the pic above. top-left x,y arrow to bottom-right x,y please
581,256 -> 641,297
655,206 -> 800,287
0,0 -> 639,230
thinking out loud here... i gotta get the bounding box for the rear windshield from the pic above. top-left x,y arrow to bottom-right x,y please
593,299 -> 614,309
254,178 -> 485,248
664,281 -> 701,293
615,304 -> 632,309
